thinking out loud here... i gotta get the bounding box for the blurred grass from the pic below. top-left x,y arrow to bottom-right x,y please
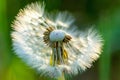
0,0 -> 10,79
98,8 -> 120,80
0,0 -> 120,80
98,15 -> 112,80
5,57 -> 37,80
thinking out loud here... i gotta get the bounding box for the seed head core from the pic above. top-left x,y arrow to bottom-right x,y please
49,30 -> 65,42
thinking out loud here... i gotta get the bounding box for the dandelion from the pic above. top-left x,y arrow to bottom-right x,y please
11,2 -> 103,80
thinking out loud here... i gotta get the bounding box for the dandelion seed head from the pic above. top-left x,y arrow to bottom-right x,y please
11,2 -> 103,78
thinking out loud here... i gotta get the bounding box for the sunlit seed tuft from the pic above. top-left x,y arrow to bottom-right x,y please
11,1 -> 103,79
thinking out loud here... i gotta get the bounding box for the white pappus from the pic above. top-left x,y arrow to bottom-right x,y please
11,2 -> 103,79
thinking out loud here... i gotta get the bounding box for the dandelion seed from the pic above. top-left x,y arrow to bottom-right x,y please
11,2 -> 103,79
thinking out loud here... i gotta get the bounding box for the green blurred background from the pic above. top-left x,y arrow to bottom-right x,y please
0,0 -> 120,80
